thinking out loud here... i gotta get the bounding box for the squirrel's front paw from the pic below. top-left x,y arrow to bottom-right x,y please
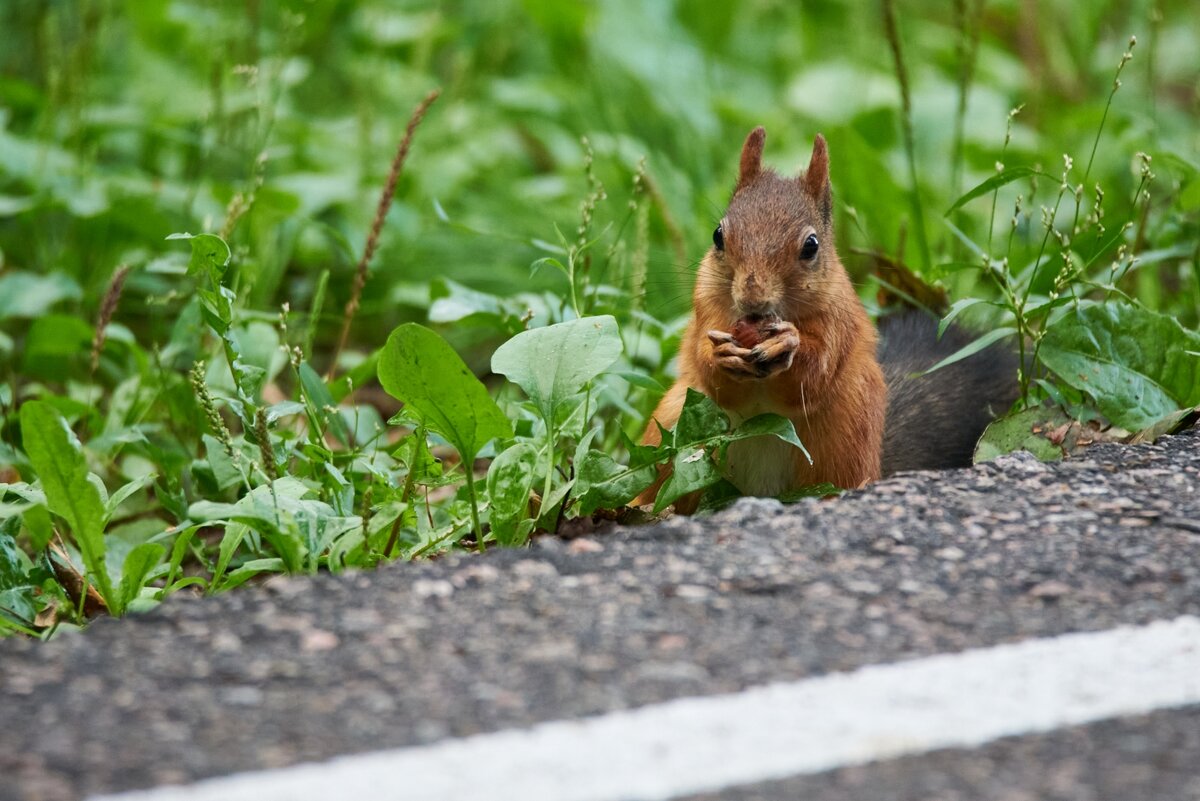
707,330 -> 760,380
747,321 -> 799,377
708,324 -> 798,380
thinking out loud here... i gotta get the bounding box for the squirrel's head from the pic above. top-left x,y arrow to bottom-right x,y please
698,127 -> 838,322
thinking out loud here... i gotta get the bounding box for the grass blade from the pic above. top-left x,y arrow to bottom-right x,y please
944,167 -> 1054,216
919,326 -> 1017,376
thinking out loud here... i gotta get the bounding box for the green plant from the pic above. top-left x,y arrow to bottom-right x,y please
0,0 -> 1196,637
918,38 -> 1200,453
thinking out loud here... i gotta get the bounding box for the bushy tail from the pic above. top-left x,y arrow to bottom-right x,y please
878,311 -> 1019,475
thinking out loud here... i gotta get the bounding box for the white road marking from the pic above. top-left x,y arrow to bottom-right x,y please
94,616 -> 1200,801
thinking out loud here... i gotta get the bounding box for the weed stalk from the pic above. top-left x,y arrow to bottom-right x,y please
882,0 -> 932,274
329,88 -> 441,378
90,264 -> 130,376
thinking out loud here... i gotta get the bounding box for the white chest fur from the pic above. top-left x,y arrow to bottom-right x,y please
725,429 -> 801,497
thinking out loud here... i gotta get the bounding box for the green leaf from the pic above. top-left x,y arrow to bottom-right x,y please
1039,302 -> 1200,430
202,434 -> 244,491
491,316 -> 623,424
23,505 -> 54,552
428,278 -> 504,324
168,232 -> 231,282
189,479 -> 360,574
0,271 -> 82,320
486,442 -> 539,546
160,528 -> 198,598
673,388 -> 729,446
694,479 -> 743,514
614,370 -> 666,392
298,361 -> 354,446
620,429 -> 664,468
118,542 -> 165,610
1128,405 -> 1200,444
394,430 -> 446,486
973,406 -> 1071,463
0,482 -> 45,520
21,314 -> 92,382
535,477 -> 576,529
777,484 -> 840,502
654,445 -> 722,514
938,297 -> 996,338
920,327 -> 1017,376
725,414 -> 811,464
214,558 -> 286,593
265,401 -> 307,423
379,324 -> 512,464
944,167 -> 1052,216
211,525 -> 248,590
0,518 -> 32,593
106,473 -> 157,519
572,449 -> 658,517
19,401 -> 117,612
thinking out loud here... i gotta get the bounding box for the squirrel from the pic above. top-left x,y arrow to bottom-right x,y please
636,127 -> 1018,512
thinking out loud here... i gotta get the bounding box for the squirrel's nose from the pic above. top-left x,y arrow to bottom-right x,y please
736,299 -> 775,318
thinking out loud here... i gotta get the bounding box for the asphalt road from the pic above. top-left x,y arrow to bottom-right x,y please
2,429 -> 1198,801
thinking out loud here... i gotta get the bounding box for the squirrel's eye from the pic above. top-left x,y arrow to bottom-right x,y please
800,234 -> 819,261
713,225 -> 724,251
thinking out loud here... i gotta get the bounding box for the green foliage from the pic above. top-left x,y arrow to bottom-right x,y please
0,0 -> 1196,634
975,406 -> 1071,463
492,316 -> 623,426
486,442 -> 539,546
18,402 -> 117,613
379,323 -> 512,542
380,324 -> 512,463
568,388 -> 808,515
1040,302 -> 1200,430
652,389 -> 809,513
571,436 -> 659,517
0,517 -> 49,633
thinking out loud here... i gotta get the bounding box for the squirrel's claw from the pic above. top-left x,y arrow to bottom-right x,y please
711,338 -> 758,380
748,324 -> 800,377
714,354 -> 760,379
706,330 -> 736,346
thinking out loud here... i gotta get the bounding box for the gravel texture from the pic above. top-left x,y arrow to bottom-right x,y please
2,429 -> 1198,801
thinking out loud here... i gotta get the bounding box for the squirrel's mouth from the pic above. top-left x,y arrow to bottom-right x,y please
732,307 -> 781,325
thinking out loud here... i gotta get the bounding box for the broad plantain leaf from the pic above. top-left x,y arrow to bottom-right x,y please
1040,302 -> 1200,430
491,315 -> 623,424
379,324 -> 512,464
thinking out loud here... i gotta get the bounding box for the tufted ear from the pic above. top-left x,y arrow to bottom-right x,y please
802,134 -> 832,223
736,126 -> 766,190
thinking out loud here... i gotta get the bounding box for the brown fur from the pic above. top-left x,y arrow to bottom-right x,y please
636,129 -> 886,510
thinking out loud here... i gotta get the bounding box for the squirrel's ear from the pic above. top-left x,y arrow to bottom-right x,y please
802,134 -> 832,223
736,126 -> 766,190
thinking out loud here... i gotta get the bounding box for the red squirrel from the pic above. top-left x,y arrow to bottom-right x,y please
637,127 -> 1017,511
